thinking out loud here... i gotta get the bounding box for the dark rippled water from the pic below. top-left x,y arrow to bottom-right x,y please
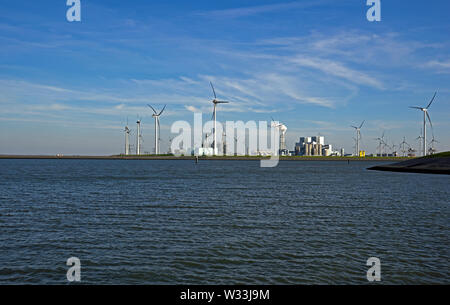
0,159 -> 448,284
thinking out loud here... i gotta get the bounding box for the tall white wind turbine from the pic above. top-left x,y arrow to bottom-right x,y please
351,121 -> 365,156
136,118 -> 141,155
148,104 -> 166,155
209,82 -> 230,155
124,123 -> 130,155
409,92 -> 437,156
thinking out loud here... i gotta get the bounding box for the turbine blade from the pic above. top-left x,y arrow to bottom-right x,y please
359,120 -> 365,129
158,104 -> 166,116
426,92 -> 437,109
426,111 -> 433,129
216,101 -> 230,104
409,106 -> 423,110
210,81 -> 217,99
157,118 -> 160,136
147,104 -> 157,114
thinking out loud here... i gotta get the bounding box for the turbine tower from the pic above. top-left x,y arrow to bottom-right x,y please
409,92 -> 437,156
209,82 -> 230,155
351,121 -> 364,156
416,128 -> 424,154
148,104 -> 166,155
124,124 -> 130,155
136,118 -> 141,155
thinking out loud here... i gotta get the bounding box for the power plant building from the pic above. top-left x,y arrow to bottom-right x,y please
295,136 -> 340,156
295,136 -> 324,156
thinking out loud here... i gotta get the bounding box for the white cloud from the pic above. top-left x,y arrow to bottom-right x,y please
197,1 -> 331,18
290,56 -> 383,89
423,60 -> 450,73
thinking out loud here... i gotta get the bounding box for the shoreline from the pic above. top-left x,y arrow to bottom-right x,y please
368,153 -> 450,175
0,155 -> 413,161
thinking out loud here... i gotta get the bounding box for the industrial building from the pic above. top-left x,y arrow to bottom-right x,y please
295,136 -> 341,156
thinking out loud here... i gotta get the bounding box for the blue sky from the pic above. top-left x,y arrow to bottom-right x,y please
0,0 -> 449,155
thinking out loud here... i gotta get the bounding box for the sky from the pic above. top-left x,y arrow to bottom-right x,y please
0,0 -> 449,155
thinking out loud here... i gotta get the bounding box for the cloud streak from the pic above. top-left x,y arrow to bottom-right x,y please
197,0 -> 332,18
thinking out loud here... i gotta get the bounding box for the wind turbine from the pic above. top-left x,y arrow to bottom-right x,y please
383,141 -> 392,156
391,142 -> 397,156
409,92 -> 437,156
136,117 -> 142,155
351,121 -> 364,156
374,131 -> 385,156
429,136 -> 439,155
209,82 -> 230,155
416,128 -> 424,154
147,104 -> 166,155
399,137 -> 410,157
124,122 -> 131,156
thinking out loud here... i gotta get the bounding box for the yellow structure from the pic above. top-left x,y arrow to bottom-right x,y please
359,151 -> 366,157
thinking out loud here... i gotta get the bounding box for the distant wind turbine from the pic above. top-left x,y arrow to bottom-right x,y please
136,117 -> 142,155
209,82 -> 230,155
429,136 -> 439,155
148,104 -> 166,155
399,137 -> 410,157
416,128 -> 424,154
374,131 -> 385,156
351,121 -> 364,156
409,92 -> 437,156
124,119 -> 131,156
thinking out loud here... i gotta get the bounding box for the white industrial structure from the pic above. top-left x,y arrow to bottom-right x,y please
351,121 -> 364,156
194,147 -> 214,156
271,119 -> 288,155
148,104 -> 166,155
295,136 -> 331,156
209,82 -> 230,155
409,92 -> 436,156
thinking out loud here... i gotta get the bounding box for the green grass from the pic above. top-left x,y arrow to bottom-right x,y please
425,151 -> 450,158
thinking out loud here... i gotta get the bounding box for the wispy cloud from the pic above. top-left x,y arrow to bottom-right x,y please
423,60 -> 450,73
197,1 -> 331,18
291,56 -> 384,89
